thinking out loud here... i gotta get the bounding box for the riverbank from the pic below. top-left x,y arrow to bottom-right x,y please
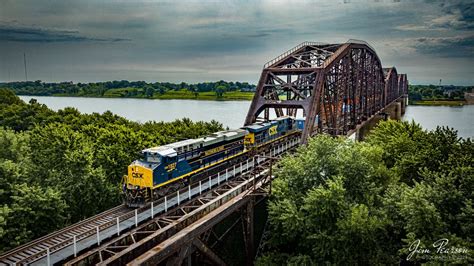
409,100 -> 466,106
48,90 -> 254,101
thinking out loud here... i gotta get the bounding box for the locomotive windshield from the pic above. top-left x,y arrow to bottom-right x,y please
144,152 -> 161,163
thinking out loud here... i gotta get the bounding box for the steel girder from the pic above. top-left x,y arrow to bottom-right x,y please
244,40 -> 408,143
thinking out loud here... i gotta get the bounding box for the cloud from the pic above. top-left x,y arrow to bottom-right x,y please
0,21 -> 130,43
441,0 -> 474,30
394,0 -> 474,32
410,34 -> 474,57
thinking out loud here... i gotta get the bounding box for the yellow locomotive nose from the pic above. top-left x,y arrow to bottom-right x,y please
127,163 -> 153,188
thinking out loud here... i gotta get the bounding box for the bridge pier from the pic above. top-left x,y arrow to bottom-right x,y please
353,96 -> 406,141
400,95 -> 408,115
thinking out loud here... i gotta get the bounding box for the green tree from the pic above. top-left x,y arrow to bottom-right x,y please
261,135 -> 396,264
0,184 -> 67,252
215,85 -> 226,98
145,86 -> 154,98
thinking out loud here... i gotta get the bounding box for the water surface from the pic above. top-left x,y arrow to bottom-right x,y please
19,96 -> 250,129
19,96 -> 473,138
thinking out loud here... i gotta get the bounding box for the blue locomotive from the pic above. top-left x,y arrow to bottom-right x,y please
123,116 -> 300,206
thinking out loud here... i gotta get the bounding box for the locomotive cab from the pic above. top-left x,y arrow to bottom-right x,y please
123,149 -> 163,206
124,146 -> 185,207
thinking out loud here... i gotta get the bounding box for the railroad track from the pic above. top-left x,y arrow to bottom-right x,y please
0,204 -> 131,265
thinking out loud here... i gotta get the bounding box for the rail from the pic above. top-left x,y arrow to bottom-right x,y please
0,205 -> 131,265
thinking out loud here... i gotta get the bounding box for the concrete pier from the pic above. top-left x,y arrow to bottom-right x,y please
353,96 -> 407,141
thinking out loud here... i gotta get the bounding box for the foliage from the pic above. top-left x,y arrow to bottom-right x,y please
0,80 -> 256,100
0,88 -> 223,252
258,120 -> 473,264
408,84 -> 472,102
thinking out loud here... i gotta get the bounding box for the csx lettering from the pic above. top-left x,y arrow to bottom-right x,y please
204,146 -> 224,156
132,172 -> 144,179
165,162 -> 177,171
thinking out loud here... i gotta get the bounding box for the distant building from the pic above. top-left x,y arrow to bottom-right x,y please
240,87 -> 256,92
442,85 -> 460,98
465,89 -> 474,104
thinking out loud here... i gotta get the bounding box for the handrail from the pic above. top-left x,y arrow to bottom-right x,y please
346,39 -> 376,54
263,41 -> 328,68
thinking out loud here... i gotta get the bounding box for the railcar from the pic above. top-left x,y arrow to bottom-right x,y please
123,117 -> 298,207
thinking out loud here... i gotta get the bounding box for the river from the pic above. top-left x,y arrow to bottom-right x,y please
18,96 -> 474,138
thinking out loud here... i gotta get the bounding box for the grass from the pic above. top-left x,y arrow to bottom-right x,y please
410,100 -> 465,106
53,89 -> 255,101
152,90 -> 254,101
103,87 -> 143,97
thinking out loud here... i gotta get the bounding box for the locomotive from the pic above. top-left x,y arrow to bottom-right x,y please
122,116 -> 304,207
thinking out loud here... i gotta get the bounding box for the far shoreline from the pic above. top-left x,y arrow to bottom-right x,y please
16,92 -> 254,102
409,100 -> 467,106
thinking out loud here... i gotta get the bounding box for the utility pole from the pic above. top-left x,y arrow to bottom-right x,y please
23,52 -> 28,81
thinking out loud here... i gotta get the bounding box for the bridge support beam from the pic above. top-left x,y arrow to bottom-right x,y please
242,198 -> 255,266
193,238 -> 226,266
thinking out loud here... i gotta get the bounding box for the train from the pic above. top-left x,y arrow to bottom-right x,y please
122,116 -> 304,207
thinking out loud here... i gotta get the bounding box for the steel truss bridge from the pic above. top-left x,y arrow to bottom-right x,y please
0,40 -> 407,266
246,39 -> 408,142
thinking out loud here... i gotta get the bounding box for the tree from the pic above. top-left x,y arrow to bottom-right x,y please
215,85 -> 226,98
0,88 -> 23,105
145,86 -> 154,98
0,184 -> 67,252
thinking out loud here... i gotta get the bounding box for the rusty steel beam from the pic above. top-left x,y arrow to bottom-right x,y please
241,198 -> 255,266
192,238 -> 226,266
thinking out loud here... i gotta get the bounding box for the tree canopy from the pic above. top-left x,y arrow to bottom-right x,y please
0,80 -> 256,99
408,84 -> 471,102
258,120 -> 473,264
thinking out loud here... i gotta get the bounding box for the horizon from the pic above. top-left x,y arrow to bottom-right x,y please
1,78 -> 473,87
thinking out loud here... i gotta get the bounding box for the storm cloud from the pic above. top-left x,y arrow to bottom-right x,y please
0,21 -> 130,43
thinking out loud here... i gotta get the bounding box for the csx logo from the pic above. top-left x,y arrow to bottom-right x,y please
269,126 -> 278,136
132,172 -> 144,179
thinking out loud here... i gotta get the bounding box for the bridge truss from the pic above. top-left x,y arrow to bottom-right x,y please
245,40 -> 408,143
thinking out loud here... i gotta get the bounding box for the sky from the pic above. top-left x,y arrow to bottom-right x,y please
0,0 -> 473,85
